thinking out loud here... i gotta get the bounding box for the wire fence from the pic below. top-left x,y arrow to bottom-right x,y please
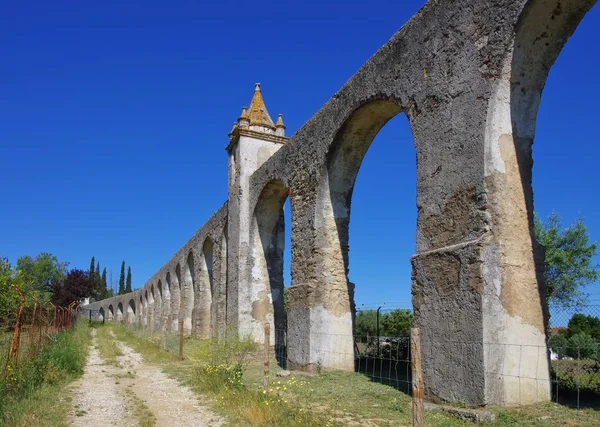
1,288 -> 79,379
80,303 -> 600,410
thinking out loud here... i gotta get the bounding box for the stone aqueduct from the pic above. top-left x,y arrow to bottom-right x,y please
84,0 -> 598,406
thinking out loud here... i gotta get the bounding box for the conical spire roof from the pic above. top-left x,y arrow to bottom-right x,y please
247,83 -> 275,129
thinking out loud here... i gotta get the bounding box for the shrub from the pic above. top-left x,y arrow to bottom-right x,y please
552,359 -> 600,394
550,331 -> 600,361
192,331 -> 257,393
0,322 -> 88,424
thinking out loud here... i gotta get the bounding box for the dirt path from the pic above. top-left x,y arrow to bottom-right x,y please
68,329 -> 222,427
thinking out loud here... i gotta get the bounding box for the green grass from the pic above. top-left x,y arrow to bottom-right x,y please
0,321 -> 91,426
110,324 -> 177,364
108,324 -> 600,426
93,324 -> 123,366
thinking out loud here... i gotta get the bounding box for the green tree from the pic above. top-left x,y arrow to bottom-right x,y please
119,261 -> 125,295
16,253 -> 68,305
126,266 -> 132,293
0,258 -> 20,326
568,314 -> 600,340
380,309 -> 413,337
355,310 -> 377,337
52,269 -> 93,307
89,256 -> 95,278
534,212 -> 599,306
102,267 -> 107,291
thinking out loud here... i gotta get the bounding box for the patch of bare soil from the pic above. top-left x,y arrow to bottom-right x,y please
116,341 -> 222,426
68,329 -> 221,427
68,329 -> 131,426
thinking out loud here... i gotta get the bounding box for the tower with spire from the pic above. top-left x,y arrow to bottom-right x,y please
226,84 -> 288,327
226,83 -> 288,197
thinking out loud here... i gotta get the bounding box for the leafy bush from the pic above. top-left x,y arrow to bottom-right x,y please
191,331 -> 257,393
552,359 -> 600,393
549,313 -> 600,362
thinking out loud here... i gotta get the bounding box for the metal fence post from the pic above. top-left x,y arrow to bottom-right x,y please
411,327 -> 424,427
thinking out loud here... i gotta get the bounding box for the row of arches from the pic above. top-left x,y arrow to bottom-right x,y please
96,229 -> 227,337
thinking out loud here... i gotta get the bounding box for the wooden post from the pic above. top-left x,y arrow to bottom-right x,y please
263,323 -> 270,389
45,308 -> 50,343
179,319 -> 184,361
29,303 -> 38,357
37,308 -> 42,348
411,327 -> 424,427
52,304 -> 57,332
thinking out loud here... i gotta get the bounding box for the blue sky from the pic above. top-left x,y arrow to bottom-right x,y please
1,0 -> 599,309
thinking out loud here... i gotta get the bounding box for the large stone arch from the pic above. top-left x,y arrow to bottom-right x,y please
215,225 -> 228,332
98,307 -> 105,322
127,299 -> 136,324
178,262 -> 194,334
158,278 -> 170,331
167,271 -> 180,331
152,282 -> 162,331
193,239 -> 213,338
289,99 -> 405,370
143,290 -> 149,326
138,294 -> 144,324
150,284 -> 158,331
247,179 -> 289,343
107,304 -> 114,321
116,302 -> 124,323
476,0 -> 598,406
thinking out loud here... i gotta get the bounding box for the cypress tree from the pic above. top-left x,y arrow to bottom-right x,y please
89,256 -> 95,277
96,261 -> 100,281
126,266 -> 132,293
101,268 -> 107,296
119,261 -> 125,295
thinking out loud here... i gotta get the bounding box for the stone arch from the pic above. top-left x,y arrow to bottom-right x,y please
167,271 -> 180,331
153,281 -> 163,331
476,0 -> 598,405
193,239 -> 213,338
216,225 -> 228,331
98,307 -> 105,322
127,299 -> 136,324
138,294 -> 144,324
181,255 -> 195,334
249,179 -> 289,343
149,284 -> 157,331
288,100 -> 405,370
107,304 -> 114,321
116,302 -> 124,323
157,279 -> 169,331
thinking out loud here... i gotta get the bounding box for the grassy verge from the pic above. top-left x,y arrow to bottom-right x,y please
92,323 -> 123,366
109,324 -> 600,426
0,321 -> 90,426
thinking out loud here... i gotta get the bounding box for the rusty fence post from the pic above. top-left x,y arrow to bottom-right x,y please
37,308 -> 42,348
51,304 -> 57,332
6,286 -> 26,371
411,327 -> 424,427
263,323 -> 271,389
179,319 -> 184,361
28,303 -> 38,358
45,308 -> 50,343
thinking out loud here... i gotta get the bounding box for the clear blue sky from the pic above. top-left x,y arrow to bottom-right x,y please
2,1 -> 599,308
